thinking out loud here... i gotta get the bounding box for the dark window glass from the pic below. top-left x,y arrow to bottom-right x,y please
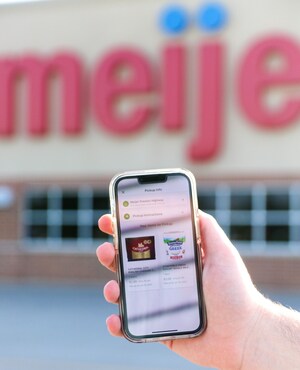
266,225 -> 289,242
61,225 -> 78,239
230,225 -> 252,241
29,195 -> 48,210
28,225 -> 48,238
93,193 -> 109,211
62,193 -> 78,210
198,193 -> 215,211
231,193 -> 252,210
266,192 -> 289,210
93,224 -> 107,240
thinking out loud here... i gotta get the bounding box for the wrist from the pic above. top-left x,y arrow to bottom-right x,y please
241,295 -> 300,370
236,292 -> 267,370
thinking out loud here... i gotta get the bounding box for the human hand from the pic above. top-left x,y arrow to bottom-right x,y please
96,212 -> 265,370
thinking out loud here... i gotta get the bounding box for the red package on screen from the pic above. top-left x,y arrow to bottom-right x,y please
125,236 -> 156,261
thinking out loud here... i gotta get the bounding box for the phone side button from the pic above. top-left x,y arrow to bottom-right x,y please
196,212 -> 201,243
113,237 -> 119,250
111,219 -> 118,250
111,218 -> 117,236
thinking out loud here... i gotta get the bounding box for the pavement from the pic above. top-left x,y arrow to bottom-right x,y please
0,282 -> 300,370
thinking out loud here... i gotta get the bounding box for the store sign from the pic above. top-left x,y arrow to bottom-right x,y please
0,3 -> 300,162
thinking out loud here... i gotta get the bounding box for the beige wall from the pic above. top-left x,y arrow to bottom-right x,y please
1,0 -> 300,180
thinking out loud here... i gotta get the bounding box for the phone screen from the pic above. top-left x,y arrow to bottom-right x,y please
115,173 -> 203,340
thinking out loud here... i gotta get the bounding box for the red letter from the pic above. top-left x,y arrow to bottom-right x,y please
91,49 -> 154,134
0,59 -> 18,135
0,53 -> 83,136
51,54 -> 83,134
21,53 -> 83,135
238,35 -> 300,128
161,44 -> 185,130
188,42 -> 223,161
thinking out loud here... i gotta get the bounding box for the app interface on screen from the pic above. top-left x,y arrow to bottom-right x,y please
117,174 -> 201,337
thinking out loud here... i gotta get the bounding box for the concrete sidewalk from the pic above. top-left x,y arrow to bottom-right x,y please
0,282 -> 205,370
0,358 -> 178,370
0,282 -> 300,370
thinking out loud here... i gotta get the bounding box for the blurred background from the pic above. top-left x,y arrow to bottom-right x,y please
1,0 -> 300,369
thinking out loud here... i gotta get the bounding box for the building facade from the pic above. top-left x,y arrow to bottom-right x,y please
1,0 -> 300,285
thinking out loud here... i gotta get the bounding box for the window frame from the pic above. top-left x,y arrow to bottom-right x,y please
23,186 -> 110,249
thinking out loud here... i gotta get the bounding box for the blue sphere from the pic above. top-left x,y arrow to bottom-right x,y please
196,3 -> 228,32
159,5 -> 189,35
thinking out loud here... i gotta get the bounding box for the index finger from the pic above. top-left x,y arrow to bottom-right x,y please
98,214 -> 114,236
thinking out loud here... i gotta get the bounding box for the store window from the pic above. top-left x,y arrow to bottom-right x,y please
24,187 -> 110,245
23,185 -> 300,252
198,185 -> 300,252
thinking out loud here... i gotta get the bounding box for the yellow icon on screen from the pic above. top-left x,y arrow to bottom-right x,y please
123,201 -> 129,207
124,213 -> 130,220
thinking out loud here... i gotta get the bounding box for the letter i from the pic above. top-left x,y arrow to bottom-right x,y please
159,5 -> 189,130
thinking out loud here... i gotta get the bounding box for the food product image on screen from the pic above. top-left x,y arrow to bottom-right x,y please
126,236 -> 156,261
164,232 -> 186,260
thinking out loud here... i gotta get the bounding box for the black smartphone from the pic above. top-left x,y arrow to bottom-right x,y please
109,168 -> 206,342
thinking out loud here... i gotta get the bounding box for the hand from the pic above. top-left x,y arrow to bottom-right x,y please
96,212 -> 265,370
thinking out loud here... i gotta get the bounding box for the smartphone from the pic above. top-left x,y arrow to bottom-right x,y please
109,168 -> 206,343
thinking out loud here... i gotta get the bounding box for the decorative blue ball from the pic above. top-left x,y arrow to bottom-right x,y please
196,3 -> 228,32
159,5 -> 189,35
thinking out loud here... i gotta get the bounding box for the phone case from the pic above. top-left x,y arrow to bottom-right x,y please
109,168 -> 207,343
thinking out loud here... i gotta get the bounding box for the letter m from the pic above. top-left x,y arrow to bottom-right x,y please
0,53 -> 83,136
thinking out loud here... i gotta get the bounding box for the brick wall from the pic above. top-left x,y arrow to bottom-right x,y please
0,248 -> 114,282
0,247 -> 300,287
246,256 -> 300,287
0,184 -> 22,240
